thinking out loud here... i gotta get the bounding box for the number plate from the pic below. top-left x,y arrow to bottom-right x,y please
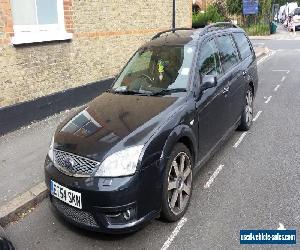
50,180 -> 82,209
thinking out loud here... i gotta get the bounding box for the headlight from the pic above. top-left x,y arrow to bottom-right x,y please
95,145 -> 144,177
48,136 -> 54,162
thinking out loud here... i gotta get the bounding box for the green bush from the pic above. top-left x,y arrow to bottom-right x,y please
242,23 -> 270,36
192,12 -> 208,28
206,5 -> 225,23
192,5 -> 226,28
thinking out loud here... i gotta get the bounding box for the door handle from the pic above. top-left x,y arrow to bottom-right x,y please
222,86 -> 230,94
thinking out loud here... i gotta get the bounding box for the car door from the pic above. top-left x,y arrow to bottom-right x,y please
215,34 -> 245,129
195,38 -> 228,161
232,32 -> 256,120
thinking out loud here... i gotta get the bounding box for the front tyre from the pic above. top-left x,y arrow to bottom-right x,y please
161,143 -> 193,222
238,85 -> 254,131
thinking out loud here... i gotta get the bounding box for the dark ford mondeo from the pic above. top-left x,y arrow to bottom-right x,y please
45,23 -> 258,233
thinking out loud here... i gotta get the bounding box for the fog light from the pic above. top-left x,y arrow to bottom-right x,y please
123,210 -> 131,221
105,207 -> 136,225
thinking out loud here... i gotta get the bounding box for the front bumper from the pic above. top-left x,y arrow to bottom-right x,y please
44,156 -> 162,234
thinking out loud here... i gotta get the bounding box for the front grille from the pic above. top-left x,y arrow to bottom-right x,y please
53,149 -> 100,176
52,198 -> 98,228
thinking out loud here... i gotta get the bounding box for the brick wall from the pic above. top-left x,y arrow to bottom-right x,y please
0,0 -> 13,45
0,0 -> 192,108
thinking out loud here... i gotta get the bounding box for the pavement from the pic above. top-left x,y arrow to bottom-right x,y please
0,108 -> 80,226
1,37 -> 300,248
250,23 -> 300,40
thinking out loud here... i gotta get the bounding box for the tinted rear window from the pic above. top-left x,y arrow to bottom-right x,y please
215,35 -> 239,73
233,33 -> 252,60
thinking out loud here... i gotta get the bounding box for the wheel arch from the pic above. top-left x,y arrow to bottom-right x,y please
160,124 -> 197,170
177,136 -> 196,165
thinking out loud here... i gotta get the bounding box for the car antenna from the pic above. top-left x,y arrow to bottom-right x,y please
172,0 -> 176,33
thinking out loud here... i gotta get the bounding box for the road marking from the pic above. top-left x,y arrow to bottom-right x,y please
233,132 -> 247,148
252,111 -> 262,122
204,165 -> 224,189
281,76 -> 286,82
161,217 -> 187,250
272,70 -> 290,74
265,96 -> 272,104
274,85 -> 280,92
277,223 -> 286,230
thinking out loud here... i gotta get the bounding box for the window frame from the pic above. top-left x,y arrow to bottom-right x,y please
11,0 -> 72,45
232,32 -> 253,61
197,37 -> 223,79
215,34 -> 240,74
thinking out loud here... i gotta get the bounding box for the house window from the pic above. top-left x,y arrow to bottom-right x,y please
11,0 -> 72,45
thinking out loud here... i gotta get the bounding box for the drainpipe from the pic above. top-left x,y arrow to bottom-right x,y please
172,0 -> 176,32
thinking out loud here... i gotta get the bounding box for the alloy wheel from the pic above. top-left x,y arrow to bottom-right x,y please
245,89 -> 253,126
167,152 -> 192,215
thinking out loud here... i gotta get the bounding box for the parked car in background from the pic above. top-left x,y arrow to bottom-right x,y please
286,2 -> 298,17
278,5 -> 287,23
283,2 -> 298,27
288,7 -> 300,31
45,23 -> 258,234
287,2 -> 298,15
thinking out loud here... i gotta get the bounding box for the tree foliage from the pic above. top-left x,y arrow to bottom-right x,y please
192,4 -> 225,28
226,0 -> 242,16
212,0 -> 228,17
225,0 -> 276,21
225,0 -> 300,17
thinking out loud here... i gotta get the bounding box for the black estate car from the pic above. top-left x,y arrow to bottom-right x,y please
45,23 -> 258,233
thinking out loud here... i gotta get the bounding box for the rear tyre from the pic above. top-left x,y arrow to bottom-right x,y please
238,85 -> 254,131
161,143 -> 193,222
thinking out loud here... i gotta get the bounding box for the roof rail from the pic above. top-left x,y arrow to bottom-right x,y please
202,22 -> 238,33
151,28 -> 193,40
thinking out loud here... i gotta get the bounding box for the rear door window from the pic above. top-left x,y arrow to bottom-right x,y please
215,35 -> 239,73
232,33 -> 253,60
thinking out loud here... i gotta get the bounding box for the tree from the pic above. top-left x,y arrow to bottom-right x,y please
226,0 -> 242,16
259,0 -> 273,22
212,0 -> 228,18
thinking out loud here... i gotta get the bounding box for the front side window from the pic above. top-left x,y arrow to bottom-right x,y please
112,45 -> 196,95
233,33 -> 252,60
198,39 -> 222,77
11,0 -> 71,44
215,35 -> 239,73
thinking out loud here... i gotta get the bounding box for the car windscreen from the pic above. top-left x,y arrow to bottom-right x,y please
111,45 -> 195,95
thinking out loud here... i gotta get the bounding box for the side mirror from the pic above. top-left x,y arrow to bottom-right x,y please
200,75 -> 217,92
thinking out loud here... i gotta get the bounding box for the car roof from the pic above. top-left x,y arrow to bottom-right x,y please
143,26 -> 246,48
143,29 -> 201,47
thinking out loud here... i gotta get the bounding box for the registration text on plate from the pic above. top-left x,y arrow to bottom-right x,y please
51,180 -> 82,209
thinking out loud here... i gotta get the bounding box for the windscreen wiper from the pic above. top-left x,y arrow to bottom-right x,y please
111,89 -> 151,96
151,88 -> 187,96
